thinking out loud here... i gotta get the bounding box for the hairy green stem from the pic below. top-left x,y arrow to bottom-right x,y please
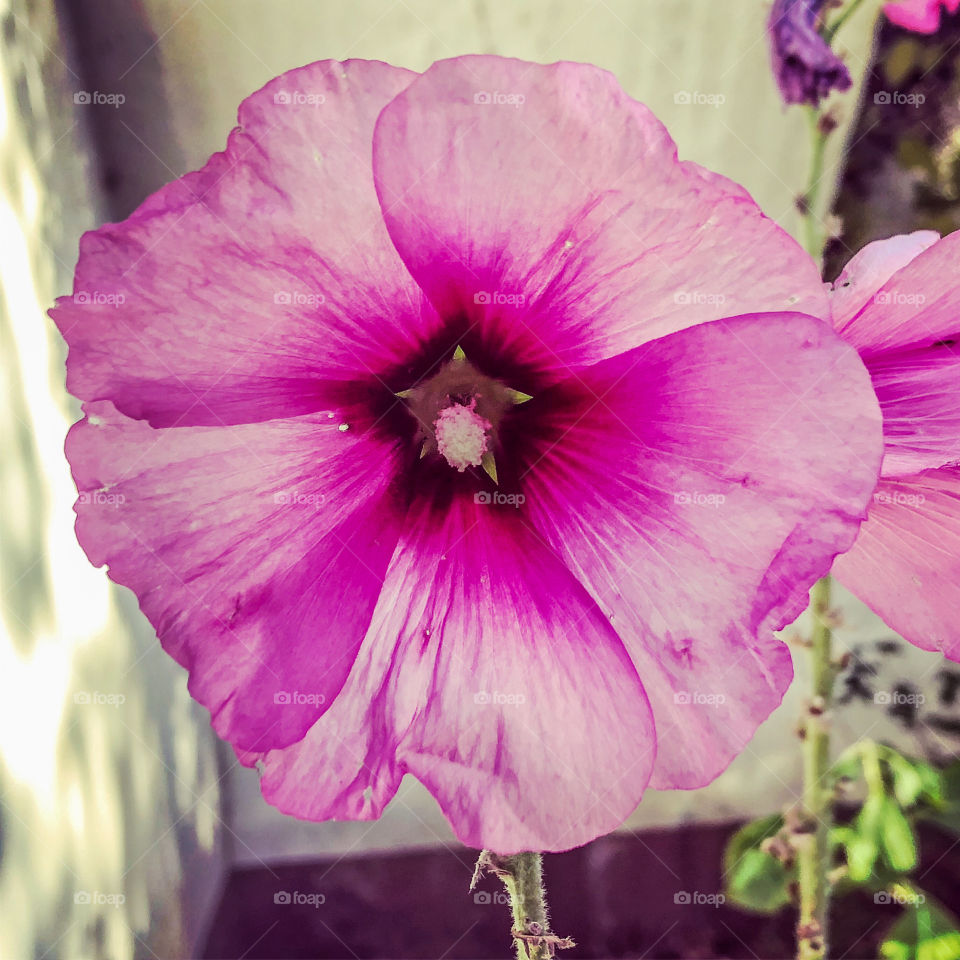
501,853 -> 547,959
473,850 -> 571,960
793,14 -> 850,946
797,575 -> 835,960
781,4 -> 885,955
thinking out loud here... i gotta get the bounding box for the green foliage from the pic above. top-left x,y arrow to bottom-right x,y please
880,801 -> 917,873
880,897 -> 960,960
722,814 -> 793,914
917,761 -> 960,835
846,792 -> 885,882
722,745 -> 960,950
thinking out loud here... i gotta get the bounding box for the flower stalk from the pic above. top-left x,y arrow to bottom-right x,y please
800,106 -> 831,259
471,850 -> 574,960
795,107 -> 839,949
796,575 -> 836,959
790,3 -> 860,934
823,0 -> 871,43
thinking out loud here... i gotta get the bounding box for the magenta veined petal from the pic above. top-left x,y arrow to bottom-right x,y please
519,312 -> 883,788
830,230 -> 939,333
832,231 -> 960,475
245,492 -> 656,854
371,55 -> 828,387
51,59 -> 440,429
67,401 -> 405,752
834,468 -> 960,659
829,231 -> 960,664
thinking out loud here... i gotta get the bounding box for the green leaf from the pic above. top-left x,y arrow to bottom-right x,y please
831,746 -> 864,785
880,800 -> 917,873
723,815 -> 791,914
830,825 -> 855,846
725,814 -> 784,858
942,762 -> 960,802
846,834 -> 878,884
915,761 -> 944,807
890,757 -> 924,808
725,848 -> 792,914
880,896 -> 960,960
876,746 -> 941,808
918,761 -> 960,836
846,794 -> 884,883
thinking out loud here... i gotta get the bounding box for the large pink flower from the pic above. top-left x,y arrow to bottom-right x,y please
831,231 -> 960,659
52,56 -> 883,853
884,0 -> 960,32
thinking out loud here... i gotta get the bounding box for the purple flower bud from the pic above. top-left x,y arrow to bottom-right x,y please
769,0 -> 853,106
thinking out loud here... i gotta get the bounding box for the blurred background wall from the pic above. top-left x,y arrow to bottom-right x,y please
0,1 -> 225,958
3,1 -> 960,957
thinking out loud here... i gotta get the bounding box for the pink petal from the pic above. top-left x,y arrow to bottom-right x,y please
520,313 -> 883,789
67,401 -> 404,752
51,60 -> 439,428
833,231 -> 960,475
834,468 -> 960,660
884,0 -> 959,32
830,230 -> 939,331
247,493 -> 656,854
371,56 -> 827,384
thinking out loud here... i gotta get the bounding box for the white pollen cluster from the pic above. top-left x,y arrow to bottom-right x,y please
433,401 -> 491,472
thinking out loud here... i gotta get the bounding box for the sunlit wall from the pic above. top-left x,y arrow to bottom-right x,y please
0,2 -> 223,957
